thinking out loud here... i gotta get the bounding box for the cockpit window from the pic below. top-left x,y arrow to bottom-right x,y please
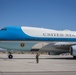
0,28 -> 7,31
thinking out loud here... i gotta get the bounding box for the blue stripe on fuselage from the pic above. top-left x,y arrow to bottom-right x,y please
0,26 -> 76,42
0,26 -> 30,40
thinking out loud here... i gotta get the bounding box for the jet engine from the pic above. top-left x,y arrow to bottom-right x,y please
70,45 -> 76,56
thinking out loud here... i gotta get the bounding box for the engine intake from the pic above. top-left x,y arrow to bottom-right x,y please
70,45 -> 76,56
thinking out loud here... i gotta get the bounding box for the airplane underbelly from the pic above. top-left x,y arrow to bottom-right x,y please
0,41 -> 38,51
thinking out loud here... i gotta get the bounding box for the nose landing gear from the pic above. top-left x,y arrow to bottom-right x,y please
8,52 -> 13,59
8,55 -> 13,59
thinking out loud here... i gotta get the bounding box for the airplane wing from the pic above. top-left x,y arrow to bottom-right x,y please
39,42 -> 76,55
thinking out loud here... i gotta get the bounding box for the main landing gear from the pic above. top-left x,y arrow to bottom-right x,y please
8,52 -> 13,59
73,56 -> 76,59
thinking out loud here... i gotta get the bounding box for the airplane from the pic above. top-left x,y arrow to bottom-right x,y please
0,26 -> 76,59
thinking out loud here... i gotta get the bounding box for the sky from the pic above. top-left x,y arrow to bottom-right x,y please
0,0 -> 76,30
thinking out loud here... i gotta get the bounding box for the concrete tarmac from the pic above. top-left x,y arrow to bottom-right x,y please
0,54 -> 76,75
0,72 -> 76,75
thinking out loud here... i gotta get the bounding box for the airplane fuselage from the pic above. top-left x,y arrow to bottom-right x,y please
0,26 -> 76,59
0,26 -> 76,52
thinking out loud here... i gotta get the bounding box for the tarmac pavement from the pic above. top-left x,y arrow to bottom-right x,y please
0,54 -> 76,73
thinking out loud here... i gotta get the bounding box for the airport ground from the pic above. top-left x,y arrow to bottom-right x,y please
0,53 -> 76,75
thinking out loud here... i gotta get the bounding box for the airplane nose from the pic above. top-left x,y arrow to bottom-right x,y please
0,31 -> 7,40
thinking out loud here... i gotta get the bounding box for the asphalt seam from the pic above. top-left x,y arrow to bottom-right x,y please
1,71 -> 76,73
0,71 -> 3,75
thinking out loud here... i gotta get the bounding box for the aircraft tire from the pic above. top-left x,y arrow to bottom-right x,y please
73,56 -> 76,59
8,55 -> 13,59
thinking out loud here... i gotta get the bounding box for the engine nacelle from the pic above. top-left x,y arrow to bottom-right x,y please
70,45 -> 76,56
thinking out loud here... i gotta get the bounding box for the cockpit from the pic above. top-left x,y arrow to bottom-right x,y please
0,28 -> 7,31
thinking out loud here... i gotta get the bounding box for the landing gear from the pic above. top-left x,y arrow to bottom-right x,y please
8,52 -> 13,59
73,56 -> 76,59
8,55 -> 13,59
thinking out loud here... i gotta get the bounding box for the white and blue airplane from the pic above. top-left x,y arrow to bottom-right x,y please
0,26 -> 76,59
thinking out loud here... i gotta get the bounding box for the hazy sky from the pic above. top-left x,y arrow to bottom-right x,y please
0,0 -> 76,30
